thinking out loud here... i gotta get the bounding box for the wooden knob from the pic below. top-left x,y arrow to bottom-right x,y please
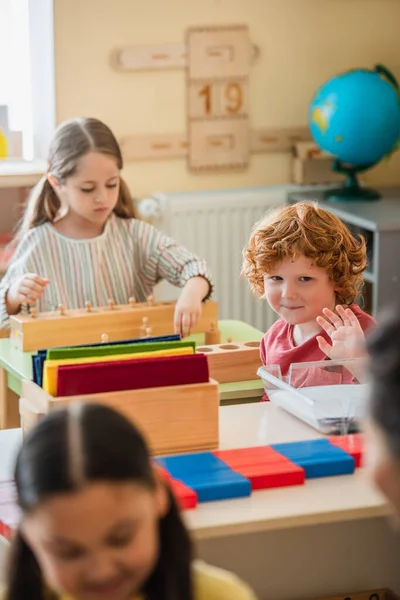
145,326 -> 152,337
30,306 -> 37,319
227,336 -> 233,343
58,304 -> 66,316
205,321 -> 220,345
128,296 -> 136,308
142,316 -> 149,326
108,299 -> 115,310
147,295 -> 154,306
101,333 -> 109,343
85,301 -> 92,313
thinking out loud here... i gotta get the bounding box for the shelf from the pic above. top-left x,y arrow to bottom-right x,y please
0,159 -> 46,188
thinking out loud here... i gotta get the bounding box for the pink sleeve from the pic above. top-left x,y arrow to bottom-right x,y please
351,305 -> 376,333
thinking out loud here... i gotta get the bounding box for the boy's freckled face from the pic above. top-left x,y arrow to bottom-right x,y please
263,255 -> 337,325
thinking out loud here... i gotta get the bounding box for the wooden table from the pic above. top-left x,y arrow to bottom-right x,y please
0,404 -> 399,598
189,404 -> 400,600
0,320 -> 265,429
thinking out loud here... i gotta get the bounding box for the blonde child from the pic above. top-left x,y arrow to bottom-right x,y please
5,403 -> 257,600
241,202 -> 375,382
0,118 -> 213,337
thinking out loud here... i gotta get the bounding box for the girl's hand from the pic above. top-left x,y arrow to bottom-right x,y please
174,277 -> 209,338
6,274 -> 49,315
316,305 -> 366,360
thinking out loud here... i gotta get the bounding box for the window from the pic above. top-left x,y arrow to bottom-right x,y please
0,0 -> 55,161
0,0 -> 33,159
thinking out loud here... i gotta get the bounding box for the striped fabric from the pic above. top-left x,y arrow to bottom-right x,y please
0,215 -> 213,327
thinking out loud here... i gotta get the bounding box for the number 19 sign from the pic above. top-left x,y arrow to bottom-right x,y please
187,26 -> 250,171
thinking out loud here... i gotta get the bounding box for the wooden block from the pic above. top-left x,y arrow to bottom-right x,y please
196,340 -> 262,383
291,156 -> 345,185
111,40 -> 259,73
293,141 -> 330,160
187,25 -> 251,80
251,127 -> 312,154
20,378 -> 220,456
188,80 -> 249,119
111,42 -> 188,71
187,25 -> 250,172
205,322 -> 221,345
120,133 -> 188,161
9,300 -> 218,352
119,126 -> 311,162
188,119 -> 249,170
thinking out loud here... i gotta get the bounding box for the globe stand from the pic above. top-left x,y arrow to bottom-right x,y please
324,160 -> 381,202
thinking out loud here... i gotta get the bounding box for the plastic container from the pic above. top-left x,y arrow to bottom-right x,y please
257,358 -> 368,435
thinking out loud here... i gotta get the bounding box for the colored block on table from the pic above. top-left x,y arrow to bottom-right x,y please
47,340 -> 195,360
33,334 -> 181,387
56,353 -> 209,396
170,480 -> 198,510
44,346 -> 194,395
271,439 -> 355,479
154,464 -> 173,483
155,452 -> 251,502
214,446 -> 305,490
40,334 -> 181,354
153,463 -> 197,509
328,434 -> 364,468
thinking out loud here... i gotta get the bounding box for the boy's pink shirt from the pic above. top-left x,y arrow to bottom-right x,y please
260,304 -> 375,393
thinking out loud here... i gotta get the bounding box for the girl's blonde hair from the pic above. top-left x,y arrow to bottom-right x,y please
16,117 -> 137,241
241,201 -> 367,305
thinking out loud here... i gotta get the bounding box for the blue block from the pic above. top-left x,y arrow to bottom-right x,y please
183,472 -> 251,502
271,439 -> 355,479
155,452 -> 251,502
155,452 -> 227,476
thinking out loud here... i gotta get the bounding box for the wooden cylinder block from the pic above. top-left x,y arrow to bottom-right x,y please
196,341 -> 262,383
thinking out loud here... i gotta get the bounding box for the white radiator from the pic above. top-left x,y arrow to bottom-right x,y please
140,186 -> 295,333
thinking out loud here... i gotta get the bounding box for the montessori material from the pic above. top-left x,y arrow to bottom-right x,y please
20,365 -> 219,455
0,432 -> 366,542
32,334 -> 182,387
196,340 -> 262,383
155,434 -> 360,506
10,298 -> 218,352
43,346 -> 195,396
56,353 -> 209,396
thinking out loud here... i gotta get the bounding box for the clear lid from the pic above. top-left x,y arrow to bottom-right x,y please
257,358 -> 368,435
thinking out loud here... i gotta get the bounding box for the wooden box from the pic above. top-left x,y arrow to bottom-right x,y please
291,140 -> 345,185
196,341 -> 262,383
10,299 -> 218,352
20,378 -> 220,455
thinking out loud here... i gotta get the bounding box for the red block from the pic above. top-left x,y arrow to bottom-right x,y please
170,479 -> 198,510
328,434 -> 364,468
154,463 -> 197,510
214,446 -> 305,490
56,353 -> 209,396
154,463 -> 173,482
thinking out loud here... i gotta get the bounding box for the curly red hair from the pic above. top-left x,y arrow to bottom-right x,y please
241,202 -> 367,305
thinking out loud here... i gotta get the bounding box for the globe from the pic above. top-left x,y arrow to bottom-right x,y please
309,64 -> 400,201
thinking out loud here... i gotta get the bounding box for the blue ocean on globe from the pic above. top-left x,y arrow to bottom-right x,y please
309,65 -> 400,167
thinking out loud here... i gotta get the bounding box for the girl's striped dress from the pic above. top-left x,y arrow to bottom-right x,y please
0,214 -> 213,327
